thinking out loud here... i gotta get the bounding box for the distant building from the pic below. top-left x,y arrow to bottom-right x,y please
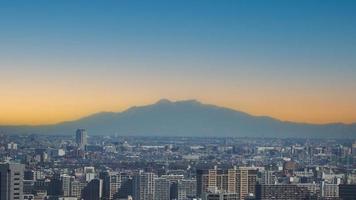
82,179 -> 103,200
154,177 -> 170,200
133,172 -> 157,200
339,184 -> 356,200
203,192 -> 239,200
7,142 -> 18,150
70,179 -> 86,198
117,173 -> 133,199
260,171 -> 275,185
255,184 -> 310,200
321,182 -> 339,198
0,163 -> 25,200
76,129 -> 87,150
352,141 -> 356,157
101,171 -> 121,200
84,167 -> 96,182
177,179 -> 197,200
61,174 -> 73,197
197,166 -> 257,200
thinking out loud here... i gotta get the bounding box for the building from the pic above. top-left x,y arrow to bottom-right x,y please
154,177 -> 170,200
133,172 -> 157,200
7,142 -> 18,150
61,174 -> 73,197
70,179 -> 86,198
48,174 -> 62,196
321,182 -> 339,198
75,129 -> 88,150
177,179 -> 197,200
82,179 -> 103,200
260,171 -> 275,185
117,173 -> 133,199
255,184 -> 311,200
352,141 -> 356,157
0,163 -> 25,200
197,166 -> 257,200
101,171 -> 121,200
203,192 -> 239,200
339,184 -> 356,200
84,167 -> 96,182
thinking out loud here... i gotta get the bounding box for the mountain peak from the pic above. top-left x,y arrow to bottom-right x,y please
155,99 -> 202,106
156,99 -> 173,104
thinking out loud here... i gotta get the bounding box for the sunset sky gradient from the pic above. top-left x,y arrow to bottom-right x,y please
1,0 -> 356,125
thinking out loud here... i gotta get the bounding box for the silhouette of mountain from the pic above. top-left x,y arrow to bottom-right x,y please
1,99 -> 355,138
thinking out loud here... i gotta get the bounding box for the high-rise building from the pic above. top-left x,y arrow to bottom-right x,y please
117,173 -> 133,199
133,172 -> 157,200
101,171 -> 121,200
48,173 -> 62,196
82,179 -> 103,200
70,179 -> 86,198
61,174 -> 73,197
154,177 -> 170,200
0,163 -> 25,200
197,166 -> 257,200
76,129 -> 88,150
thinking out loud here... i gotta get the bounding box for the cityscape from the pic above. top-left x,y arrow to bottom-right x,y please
1,129 -> 356,200
1,1 -> 356,200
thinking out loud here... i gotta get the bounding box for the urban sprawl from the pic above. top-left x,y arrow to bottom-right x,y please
1,129 -> 356,200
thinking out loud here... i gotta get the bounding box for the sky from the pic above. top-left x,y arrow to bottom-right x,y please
0,0 -> 356,125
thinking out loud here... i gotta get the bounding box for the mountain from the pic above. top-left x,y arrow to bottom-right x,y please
1,99 -> 356,138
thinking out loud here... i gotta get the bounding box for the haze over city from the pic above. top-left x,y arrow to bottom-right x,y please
1,0 -> 356,125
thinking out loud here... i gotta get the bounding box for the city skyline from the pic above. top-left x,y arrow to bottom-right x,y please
1,0 -> 356,125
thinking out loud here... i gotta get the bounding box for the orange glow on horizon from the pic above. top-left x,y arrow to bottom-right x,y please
1,97 -> 355,125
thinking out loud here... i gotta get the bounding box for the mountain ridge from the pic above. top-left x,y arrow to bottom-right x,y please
0,99 -> 355,138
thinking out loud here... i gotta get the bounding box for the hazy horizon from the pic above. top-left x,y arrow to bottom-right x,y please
1,98 -> 356,126
1,1 -> 356,125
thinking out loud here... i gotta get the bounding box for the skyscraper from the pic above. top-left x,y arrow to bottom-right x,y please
76,129 -> 88,150
0,163 -> 25,200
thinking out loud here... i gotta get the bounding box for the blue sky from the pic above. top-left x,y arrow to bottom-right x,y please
0,0 -> 356,124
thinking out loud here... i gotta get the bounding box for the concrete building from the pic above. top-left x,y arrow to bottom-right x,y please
82,179 -> 103,200
197,166 -> 257,200
75,129 -> 87,150
101,171 -> 121,200
177,179 -> 197,200
203,192 -> 239,200
255,184 -> 310,200
133,172 -> 157,200
260,171 -> 275,185
153,177 -> 170,200
0,163 -> 25,200
321,182 -> 339,198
